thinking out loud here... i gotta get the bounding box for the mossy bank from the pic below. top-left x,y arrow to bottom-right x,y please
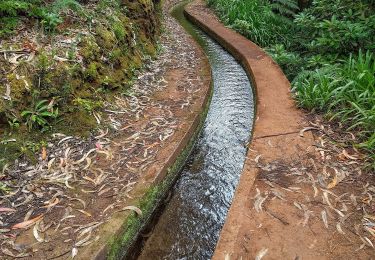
0,0 -> 161,168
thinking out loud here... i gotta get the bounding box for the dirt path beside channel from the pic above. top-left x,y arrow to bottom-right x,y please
1,0 -> 211,258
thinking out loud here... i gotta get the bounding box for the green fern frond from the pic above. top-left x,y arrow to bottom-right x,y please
270,0 -> 298,16
51,0 -> 82,13
273,0 -> 299,9
0,1 -> 30,16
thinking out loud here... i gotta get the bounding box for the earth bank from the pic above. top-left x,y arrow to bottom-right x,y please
0,0 -> 159,168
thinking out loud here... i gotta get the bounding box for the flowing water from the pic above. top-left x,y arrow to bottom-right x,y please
137,2 -> 254,259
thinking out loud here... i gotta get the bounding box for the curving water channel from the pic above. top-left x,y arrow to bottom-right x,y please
136,2 -> 254,259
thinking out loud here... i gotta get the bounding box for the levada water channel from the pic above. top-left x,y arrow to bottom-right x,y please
134,1 -> 254,259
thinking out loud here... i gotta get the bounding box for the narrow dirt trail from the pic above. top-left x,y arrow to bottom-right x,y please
0,0 -> 211,258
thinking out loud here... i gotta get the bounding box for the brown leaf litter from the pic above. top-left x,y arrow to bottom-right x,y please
0,0 -> 210,258
241,115 -> 375,259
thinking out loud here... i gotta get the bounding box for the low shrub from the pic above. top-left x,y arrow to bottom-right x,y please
207,0 -> 296,47
0,0 -> 83,36
293,51 -> 375,151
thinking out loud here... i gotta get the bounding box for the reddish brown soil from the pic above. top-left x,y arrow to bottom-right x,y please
186,1 -> 375,259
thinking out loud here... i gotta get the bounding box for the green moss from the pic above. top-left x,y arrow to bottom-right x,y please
107,185 -> 160,260
36,52 -> 51,71
96,26 -> 116,49
113,21 -> 127,42
0,98 -> 6,115
119,56 -> 130,70
6,73 -> 31,101
73,98 -> 103,112
109,49 -> 123,64
41,65 -> 71,97
74,82 -> 93,98
85,62 -> 99,80
101,69 -> 128,89
0,132 -> 49,169
56,109 -> 97,136
70,78 -> 82,92
131,51 -> 143,68
144,42 -> 156,57
80,37 -> 101,61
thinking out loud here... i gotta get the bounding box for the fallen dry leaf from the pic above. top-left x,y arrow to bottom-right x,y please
299,127 -> 319,137
33,221 -> 44,242
41,147 -> 47,160
339,149 -> 358,160
327,174 -> 338,189
12,215 -> 43,229
72,247 -> 78,258
41,198 -> 59,209
321,210 -> 328,229
120,206 -> 142,216
77,209 -> 92,217
0,207 -> 16,213
255,248 -> 269,260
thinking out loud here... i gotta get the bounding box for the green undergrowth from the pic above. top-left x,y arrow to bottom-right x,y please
207,0 -> 375,168
0,0 -> 160,169
107,83 -> 213,260
0,0 -> 79,35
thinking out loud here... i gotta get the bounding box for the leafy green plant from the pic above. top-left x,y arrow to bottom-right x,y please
113,21 -> 126,41
207,0 -> 295,47
8,118 -> 20,130
270,0 -> 299,16
0,182 -> 11,194
21,140 -> 44,154
292,67 -> 338,111
21,99 -> 59,131
73,98 -> 103,112
51,0 -> 82,13
0,17 -> 19,36
294,0 -> 375,55
0,0 -> 30,16
330,51 -> 375,135
40,11 -> 62,31
293,50 -> 375,150
208,0 -> 375,165
43,0 -> 83,31
0,0 -> 31,36
266,44 -> 304,79
0,0 -> 82,35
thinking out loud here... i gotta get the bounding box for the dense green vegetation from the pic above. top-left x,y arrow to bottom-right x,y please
0,0 -> 160,168
0,0 -> 90,36
207,0 -> 375,166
